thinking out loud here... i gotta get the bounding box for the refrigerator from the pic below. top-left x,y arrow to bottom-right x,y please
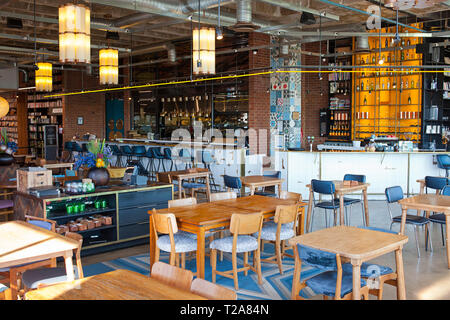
43,125 -> 58,160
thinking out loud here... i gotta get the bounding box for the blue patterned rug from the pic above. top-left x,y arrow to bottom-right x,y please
82,243 -> 321,300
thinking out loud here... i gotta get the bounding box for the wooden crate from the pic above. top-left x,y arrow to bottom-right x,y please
17,168 -> 53,193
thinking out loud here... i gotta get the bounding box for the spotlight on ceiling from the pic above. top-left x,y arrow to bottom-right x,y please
216,27 -> 223,40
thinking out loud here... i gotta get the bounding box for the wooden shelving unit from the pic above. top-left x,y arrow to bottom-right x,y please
0,95 -> 18,144
352,23 -> 423,143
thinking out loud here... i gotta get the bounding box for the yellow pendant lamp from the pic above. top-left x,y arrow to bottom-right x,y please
35,62 -> 52,92
99,48 -> 119,85
192,27 -> 215,75
0,97 -> 9,118
59,3 -> 91,63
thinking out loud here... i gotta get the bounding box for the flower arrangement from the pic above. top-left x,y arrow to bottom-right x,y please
73,139 -> 112,170
0,128 -> 17,155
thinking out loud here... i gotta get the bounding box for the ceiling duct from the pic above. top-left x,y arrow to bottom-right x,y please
230,0 -> 260,32
299,12 -> 316,25
355,35 -> 370,52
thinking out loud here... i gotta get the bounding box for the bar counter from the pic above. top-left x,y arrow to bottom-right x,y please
274,150 -> 450,200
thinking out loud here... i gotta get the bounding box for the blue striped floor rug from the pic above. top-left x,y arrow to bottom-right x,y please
82,243 -> 321,300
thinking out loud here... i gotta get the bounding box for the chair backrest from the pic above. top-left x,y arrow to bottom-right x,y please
72,143 -> 82,152
311,179 -> 335,195
163,148 -> 172,158
442,185 -> 450,196
190,278 -> 237,300
274,204 -> 298,225
202,151 -> 214,164
132,145 -> 146,154
156,172 -> 172,184
279,191 -> 302,202
343,174 -> 366,183
385,186 -> 404,203
64,141 -> 73,151
437,154 -> 450,169
179,149 -> 191,158
210,191 -> 237,202
151,210 -> 178,234
151,261 -> 193,292
25,215 -> 56,232
65,232 -> 84,279
230,212 -> 263,235
223,175 -> 242,190
168,197 -> 197,208
120,145 -> 132,154
425,176 -> 448,193
263,171 -> 281,179
297,244 -> 338,271
145,147 -> 154,157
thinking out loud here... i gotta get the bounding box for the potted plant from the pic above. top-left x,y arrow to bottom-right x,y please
73,139 -> 112,186
0,128 -> 17,166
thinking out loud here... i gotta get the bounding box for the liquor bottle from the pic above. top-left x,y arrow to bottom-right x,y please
364,96 -> 367,105
411,80 -> 414,88
361,81 -> 364,91
401,39 -> 405,46
401,51 -> 405,61
382,81 -> 385,90
407,39 -> 410,46
385,38 -> 388,48
408,96 -> 412,104
372,56 -> 375,64
405,80 -> 408,88
387,80 -> 390,89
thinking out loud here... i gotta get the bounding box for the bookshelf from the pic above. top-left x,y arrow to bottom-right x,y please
0,95 -> 18,144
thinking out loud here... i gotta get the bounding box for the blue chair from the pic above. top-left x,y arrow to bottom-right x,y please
291,244 -> 369,300
254,171 -> 281,198
424,176 -> 448,194
200,150 -> 218,192
428,185 -> 450,246
81,143 -> 88,156
436,154 -> 450,177
22,232 -> 84,293
64,141 -> 74,162
120,145 -> 133,164
385,186 -> 432,257
309,179 -> 352,232
131,145 -> 148,175
342,174 -> 367,226
223,175 -> 242,195
145,148 -> 157,180
152,147 -> 166,172
110,144 -> 124,167
72,143 -> 83,159
179,149 -> 193,170
163,148 -> 176,172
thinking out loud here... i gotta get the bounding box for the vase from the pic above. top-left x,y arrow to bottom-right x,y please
87,167 -> 110,186
0,153 -> 14,166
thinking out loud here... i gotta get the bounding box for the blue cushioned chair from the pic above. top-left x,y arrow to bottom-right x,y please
291,244 -> 369,300
152,147 -> 166,172
385,186 -> 432,257
120,145 -> 133,164
210,212 -> 264,290
341,174 -> 367,226
110,144 -> 124,167
22,232 -> 84,293
131,145 -> 147,174
309,179 -> 352,232
254,171 -> 281,198
428,185 -> 450,246
179,149 -> 193,170
424,176 -> 448,194
436,154 -> 450,177
199,150 -> 218,192
64,141 -> 74,162
72,142 -> 83,159
163,148 -> 177,172
151,209 -> 197,270
81,143 -> 88,156
223,175 -> 242,195
145,147 -> 157,180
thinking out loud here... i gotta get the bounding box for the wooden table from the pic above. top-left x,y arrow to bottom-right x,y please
43,162 -> 74,170
168,169 -> 211,200
0,221 -> 79,298
305,180 -> 370,231
240,175 -> 284,197
416,179 -> 444,195
25,269 -> 206,300
399,194 -> 450,268
289,226 -> 408,300
150,195 -> 307,279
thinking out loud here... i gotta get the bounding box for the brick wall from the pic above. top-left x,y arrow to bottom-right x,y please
301,41 -> 329,149
248,32 -> 270,155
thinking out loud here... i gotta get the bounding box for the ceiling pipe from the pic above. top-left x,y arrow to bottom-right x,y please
109,12 -> 155,28
255,0 -> 339,21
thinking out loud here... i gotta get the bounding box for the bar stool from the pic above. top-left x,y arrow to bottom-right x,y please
72,143 -> 83,159
163,148 -> 176,172
131,145 -> 147,175
81,143 -> 88,156
120,145 -> 133,165
153,147 -> 166,172
111,144 -> 124,167
179,149 -> 193,170
145,147 -> 157,180
200,150 -> 218,192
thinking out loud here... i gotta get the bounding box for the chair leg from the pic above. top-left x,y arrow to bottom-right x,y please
255,248 -> 263,285
361,202 -> 366,226
441,224 -> 445,246
414,226 -> 421,258
211,249 -> 217,283
243,252 -> 248,276
232,251 -> 239,290
275,239 -> 283,274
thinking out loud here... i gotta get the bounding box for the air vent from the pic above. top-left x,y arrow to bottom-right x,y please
229,0 -> 260,33
300,12 -> 316,25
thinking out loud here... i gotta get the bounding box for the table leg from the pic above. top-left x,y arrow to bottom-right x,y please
205,174 -> 211,202
297,207 -> 305,235
278,183 -> 282,198
446,215 -> 450,269
419,182 -> 425,195
352,263 -> 361,300
395,248 -> 406,299
196,227 -> 206,279
306,187 -> 314,232
149,215 -> 156,270
339,195 -> 345,226
178,178 -> 183,199
363,188 -> 369,227
64,253 -> 75,281
250,185 -> 255,196
400,207 -> 407,235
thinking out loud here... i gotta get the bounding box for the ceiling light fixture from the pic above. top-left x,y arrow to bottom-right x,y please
35,62 -> 52,92
216,0 -> 223,40
99,48 -> 118,85
192,0 -> 215,75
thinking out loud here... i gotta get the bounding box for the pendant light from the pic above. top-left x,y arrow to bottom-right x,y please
35,62 -> 53,92
59,3 -> 91,63
0,97 -> 9,118
192,0 -> 215,75
99,48 -> 118,85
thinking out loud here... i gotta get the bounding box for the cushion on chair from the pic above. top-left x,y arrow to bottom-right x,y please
392,215 -> 429,225
315,201 -> 341,209
429,213 -> 446,224
178,230 -> 197,239
22,266 -> 80,289
305,271 -> 367,298
182,182 -> 206,189
27,220 -> 53,231
340,197 -> 361,204
157,233 -> 197,253
0,200 -> 13,209
0,284 -> 7,293
342,262 -> 393,278
209,235 -> 258,253
253,221 -> 295,241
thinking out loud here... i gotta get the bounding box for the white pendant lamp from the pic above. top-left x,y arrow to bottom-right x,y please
99,48 -> 119,85
0,97 -> 9,118
59,3 -> 91,63
192,27 -> 215,75
35,62 -> 52,92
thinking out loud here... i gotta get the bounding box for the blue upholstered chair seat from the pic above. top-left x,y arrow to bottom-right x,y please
253,221 -> 295,241
210,235 -> 258,253
392,215 -> 429,225
305,271 -> 367,298
157,233 -> 197,253
342,262 -> 393,278
315,201 -> 341,210
182,182 -> 206,189
254,191 -> 277,198
27,220 -> 53,230
177,230 -> 197,239
0,284 -> 7,293
337,197 -> 361,204
22,266 -> 80,289
429,213 -> 446,224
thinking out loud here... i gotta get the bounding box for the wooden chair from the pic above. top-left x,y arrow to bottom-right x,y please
151,261 -> 193,292
279,191 -> 302,202
291,244 -> 369,300
190,277 -> 237,300
168,197 -> 197,208
157,172 -> 185,198
257,204 -> 299,274
21,232 -> 84,294
0,284 -> 11,300
210,212 -> 264,290
209,191 -> 237,202
0,188 -> 14,222
150,209 -> 197,270
0,215 -> 57,299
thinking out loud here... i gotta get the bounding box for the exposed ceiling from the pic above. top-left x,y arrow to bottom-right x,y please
0,0 -> 449,67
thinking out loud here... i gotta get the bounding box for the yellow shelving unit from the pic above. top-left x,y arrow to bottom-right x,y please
352,23 -> 423,143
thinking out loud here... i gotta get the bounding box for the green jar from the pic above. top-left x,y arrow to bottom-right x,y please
80,203 -> 86,212
66,204 -> 73,215
101,200 -> 107,208
95,201 -> 101,209
73,204 -> 80,214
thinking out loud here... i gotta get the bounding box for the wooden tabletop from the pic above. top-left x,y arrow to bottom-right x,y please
213,195 -> 306,214
24,269 -> 206,300
240,176 -> 284,185
288,226 -> 408,261
0,221 -> 79,269
398,194 -> 450,214
168,168 -> 210,179
306,180 -> 370,194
